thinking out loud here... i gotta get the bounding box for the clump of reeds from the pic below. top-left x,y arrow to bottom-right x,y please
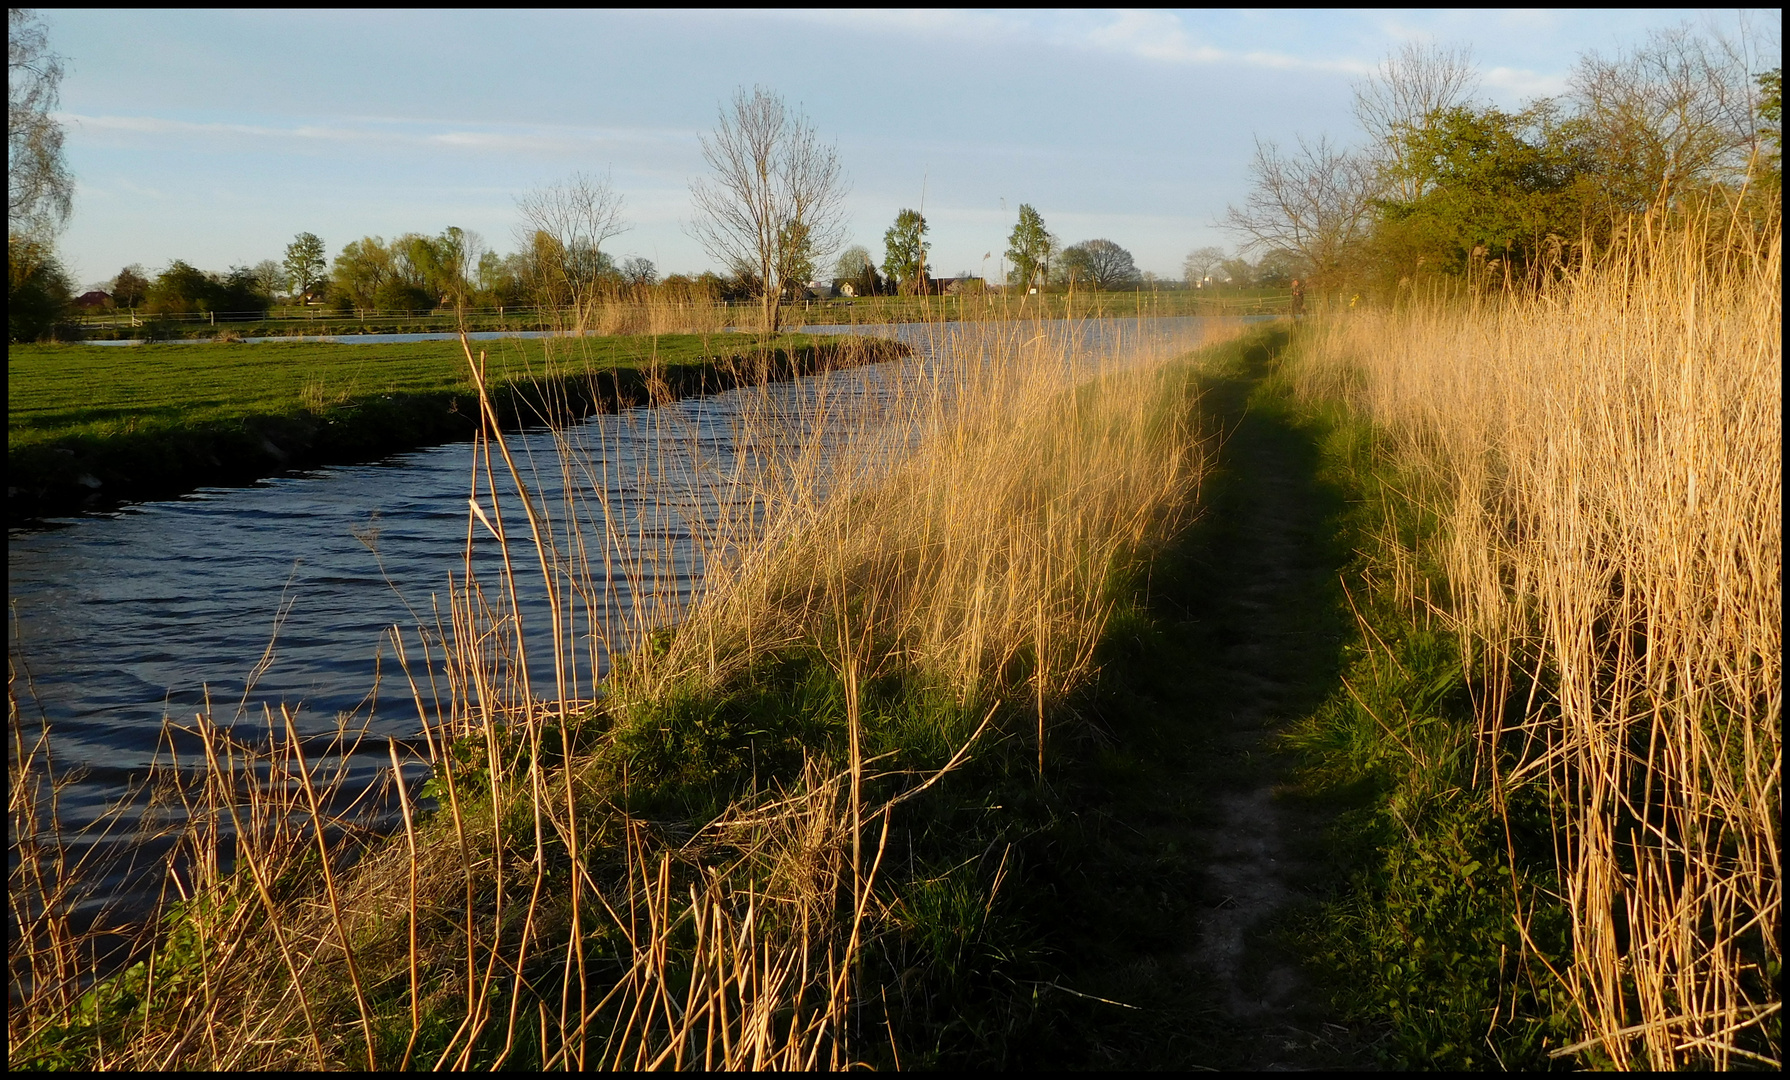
1290,204 -> 1781,1069
9,310 -> 1241,1069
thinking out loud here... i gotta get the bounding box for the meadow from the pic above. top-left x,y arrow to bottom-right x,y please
7,332 -> 902,522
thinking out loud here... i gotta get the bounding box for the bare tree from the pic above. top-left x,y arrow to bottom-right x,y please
251,259 -> 288,300
1353,41 -> 1481,202
1221,135 -> 1379,288
1182,245 -> 1226,286
9,8 -> 73,245
1571,26 -> 1761,216
516,171 -> 628,320
689,86 -> 847,332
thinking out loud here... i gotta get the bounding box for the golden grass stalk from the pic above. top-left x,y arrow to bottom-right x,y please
9,310 -> 1239,1069
1290,205 -> 1781,1069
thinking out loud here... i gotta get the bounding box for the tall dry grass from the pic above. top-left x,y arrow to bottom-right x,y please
10,313 -> 1241,1068
1291,207 -> 1781,1068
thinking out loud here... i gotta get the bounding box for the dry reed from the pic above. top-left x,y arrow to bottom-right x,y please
10,311 -> 1242,1069
1290,206 -> 1781,1069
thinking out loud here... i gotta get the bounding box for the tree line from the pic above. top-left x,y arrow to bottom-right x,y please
1214,29 -> 1781,297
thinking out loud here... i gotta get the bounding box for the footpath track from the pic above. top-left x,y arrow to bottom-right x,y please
1025,328 -> 1372,1069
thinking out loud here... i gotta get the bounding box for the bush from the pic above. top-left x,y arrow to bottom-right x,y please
9,239 -> 74,342
372,279 -> 436,313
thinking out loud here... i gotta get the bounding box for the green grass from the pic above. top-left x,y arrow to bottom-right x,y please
1262,338 -> 1580,1070
6,332 -> 896,523
8,333 -> 805,452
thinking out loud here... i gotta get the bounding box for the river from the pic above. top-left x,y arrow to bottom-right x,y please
7,317 -> 1259,922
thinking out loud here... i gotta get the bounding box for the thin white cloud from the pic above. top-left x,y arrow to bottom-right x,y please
58,112 -> 698,158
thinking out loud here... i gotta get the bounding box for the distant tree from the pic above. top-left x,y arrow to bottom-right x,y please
251,259 -> 289,300
214,265 -> 270,319
516,172 -> 628,316
1353,41 -> 1481,204
1221,134 -> 1378,288
689,86 -> 848,331
373,278 -> 434,313
1219,255 -> 1254,287
475,250 -> 528,307
1253,248 -> 1304,287
1183,245 -> 1226,286
331,237 -> 395,310
145,260 -> 215,315
776,219 -> 816,298
834,244 -> 873,280
9,9 -> 74,246
619,256 -> 658,287
1005,204 -> 1054,291
1569,26 -> 1759,219
110,264 -> 150,308
882,209 -> 930,293
283,232 -> 327,298
8,237 -> 72,342
1063,238 -> 1139,290
1760,67 -> 1782,185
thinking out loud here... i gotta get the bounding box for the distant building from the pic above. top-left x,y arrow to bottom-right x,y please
74,290 -> 112,310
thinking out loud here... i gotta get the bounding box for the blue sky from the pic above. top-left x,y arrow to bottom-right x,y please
39,8 -> 1781,288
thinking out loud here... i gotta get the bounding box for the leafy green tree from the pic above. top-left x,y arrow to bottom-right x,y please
1219,256 -> 1254,287
8,237 -> 71,342
145,260 -> 215,315
882,209 -> 930,293
283,232 -> 327,298
331,237 -> 395,310
214,265 -> 270,318
1061,238 -> 1139,290
1005,204 -> 1053,291
1378,104 -> 1584,274
110,264 -> 149,308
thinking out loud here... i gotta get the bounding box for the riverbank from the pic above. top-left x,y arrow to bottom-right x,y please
65,289 -> 1292,341
7,333 -> 906,526
10,318 -> 1250,1069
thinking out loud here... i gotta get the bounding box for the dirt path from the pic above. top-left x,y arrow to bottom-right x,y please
1021,329 -> 1368,1069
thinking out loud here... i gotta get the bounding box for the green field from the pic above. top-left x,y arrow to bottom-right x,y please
10,334 -> 811,450
7,332 -> 895,522
67,288 -> 1294,340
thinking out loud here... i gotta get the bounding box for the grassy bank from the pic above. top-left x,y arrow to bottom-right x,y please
10,317 -> 1251,1068
7,333 -> 905,524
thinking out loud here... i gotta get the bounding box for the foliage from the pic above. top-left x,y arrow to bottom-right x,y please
881,208 -> 930,293
1373,103 -> 1587,275
283,231 -> 327,297
142,260 -> 270,319
1057,238 -> 1139,290
8,8 -> 73,244
776,219 -> 815,297
8,236 -> 72,342
109,264 -> 150,308
1005,204 -> 1053,291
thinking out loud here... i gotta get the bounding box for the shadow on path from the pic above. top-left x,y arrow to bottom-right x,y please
1020,326 -> 1369,1069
